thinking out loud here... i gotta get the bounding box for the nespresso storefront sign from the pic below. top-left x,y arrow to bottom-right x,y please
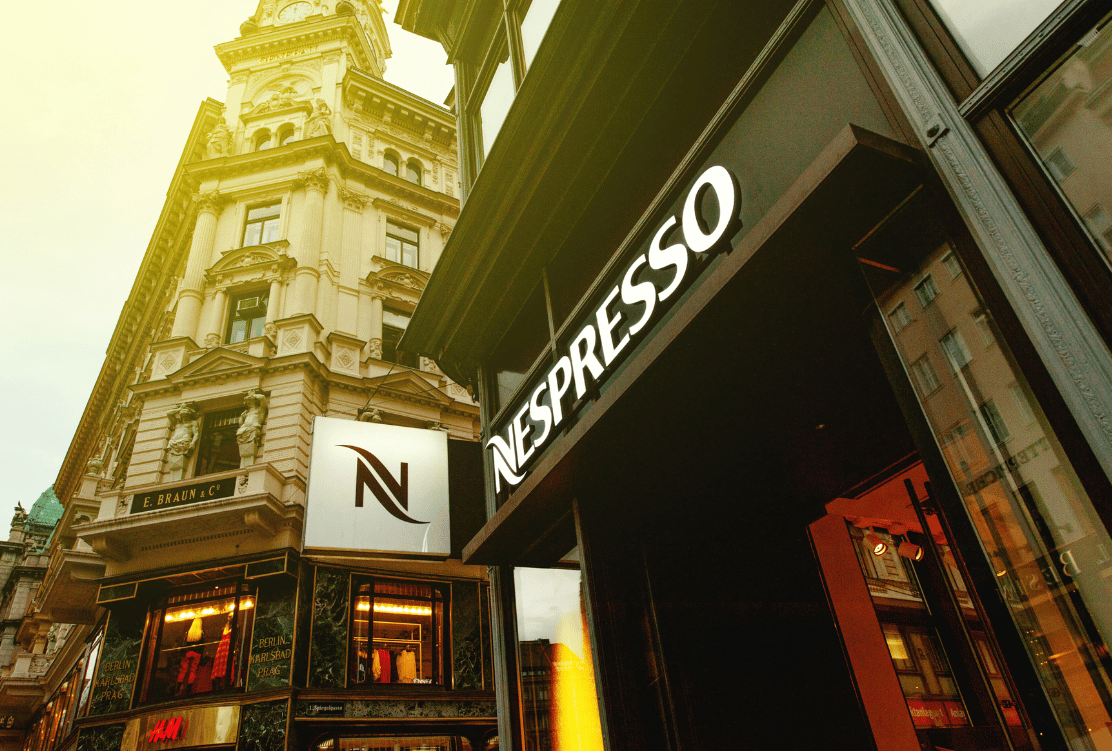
489,166 -> 741,491
130,477 -> 236,514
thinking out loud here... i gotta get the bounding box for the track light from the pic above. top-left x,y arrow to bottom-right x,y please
865,529 -> 887,556
898,541 -> 925,561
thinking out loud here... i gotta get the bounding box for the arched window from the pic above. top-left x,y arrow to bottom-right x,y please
406,159 -> 422,185
254,129 -> 273,151
277,126 -> 295,147
383,151 -> 399,176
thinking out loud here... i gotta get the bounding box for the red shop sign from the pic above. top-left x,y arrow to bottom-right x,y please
148,716 -> 185,743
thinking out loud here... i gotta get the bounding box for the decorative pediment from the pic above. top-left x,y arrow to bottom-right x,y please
169,347 -> 268,383
366,260 -> 429,298
364,371 -> 452,408
208,242 -> 295,288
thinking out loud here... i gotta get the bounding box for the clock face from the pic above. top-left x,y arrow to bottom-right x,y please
277,1 -> 312,23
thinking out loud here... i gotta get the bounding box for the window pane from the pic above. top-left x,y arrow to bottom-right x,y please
480,55 -> 515,159
384,153 -> 399,176
385,235 -> 401,262
520,0 -> 561,69
928,0 -> 1066,76
261,217 -> 281,244
247,204 -> 281,221
515,560 -> 603,751
402,240 -> 418,268
196,408 -> 242,476
350,580 -> 443,685
868,232 -> 1112,750
144,588 -> 254,702
1012,14 -> 1112,267
388,222 -> 419,243
243,223 -> 262,247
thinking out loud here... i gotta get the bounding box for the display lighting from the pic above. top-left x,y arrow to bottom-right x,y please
897,541 -> 925,561
354,601 -> 432,616
164,598 -> 254,623
864,529 -> 888,556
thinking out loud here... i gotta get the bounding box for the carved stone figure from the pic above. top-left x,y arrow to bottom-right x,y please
358,408 -> 384,423
236,390 -> 269,466
367,338 -> 382,359
305,99 -> 332,137
165,404 -> 200,480
86,457 -> 104,476
206,122 -> 233,158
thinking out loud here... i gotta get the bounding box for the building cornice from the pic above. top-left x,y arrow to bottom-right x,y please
216,16 -> 377,75
54,99 -> 226,507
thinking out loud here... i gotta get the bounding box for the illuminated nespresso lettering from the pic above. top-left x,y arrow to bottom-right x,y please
488,166 -> 741,491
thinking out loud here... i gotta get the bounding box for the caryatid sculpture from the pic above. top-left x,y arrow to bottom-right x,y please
164,403 -> 200,480
236,389 -> 269,467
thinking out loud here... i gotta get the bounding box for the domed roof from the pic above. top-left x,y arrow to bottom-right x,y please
27,487 -> 63,527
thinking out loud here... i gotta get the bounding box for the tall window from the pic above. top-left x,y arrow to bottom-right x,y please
406,160 -> 422,185
254,129 -> 273,151
383,151 -> 400,177
385,221 -> 419,268
226,291 -> 269,343
349,578 -> 446,686
382,309 -> 419,368
140,582 -> 256,703
243,202 -> 281,246
914,274 -> 940,307
939,329 -> 972,371
195,408 -> 242,477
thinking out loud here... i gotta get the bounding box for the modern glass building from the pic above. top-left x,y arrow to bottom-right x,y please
399,0 -> 1112,749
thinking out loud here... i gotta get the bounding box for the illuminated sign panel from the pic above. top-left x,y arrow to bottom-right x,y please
488,166 -> 742,491
304,418 -> 451,555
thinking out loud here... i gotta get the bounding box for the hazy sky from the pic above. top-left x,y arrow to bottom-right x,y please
0,1 -> 453,509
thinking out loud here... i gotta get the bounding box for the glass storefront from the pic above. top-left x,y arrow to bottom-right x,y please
140,582 -> 256,702
349,578 -> 446,686
860,197 -> 1112,751
1012,12 -> 1112,268
513,551 -> 603,751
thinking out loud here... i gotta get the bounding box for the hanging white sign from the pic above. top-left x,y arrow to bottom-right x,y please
304,417 -> 450,555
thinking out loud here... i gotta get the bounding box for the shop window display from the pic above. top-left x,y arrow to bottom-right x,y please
349,578 -> 446,686
140,582 -> 255,703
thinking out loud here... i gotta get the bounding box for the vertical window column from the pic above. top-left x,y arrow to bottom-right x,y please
293,170 -> 329,316
202,288 -> 228,349
172,192 -> 223,341
368,293 -> 384,360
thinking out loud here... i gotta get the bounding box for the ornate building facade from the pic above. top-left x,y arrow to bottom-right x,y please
2,2 -> 494,750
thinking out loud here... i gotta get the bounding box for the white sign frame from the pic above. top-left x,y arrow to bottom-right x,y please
304,417 -> 450,556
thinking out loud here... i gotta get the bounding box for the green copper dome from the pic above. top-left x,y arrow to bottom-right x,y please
27,487 -> 63,526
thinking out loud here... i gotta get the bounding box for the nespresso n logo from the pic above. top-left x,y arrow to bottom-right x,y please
340,445 -> 427,525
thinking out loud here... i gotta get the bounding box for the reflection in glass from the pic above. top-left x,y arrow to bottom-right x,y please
928,0 -> 1064,76
350,579 -> 444,686
515,558 -> 603,751
868,236 -> 1112,751
480,57 -> 515,159
520,0 -> 561,70
1012,14 -> 1112,267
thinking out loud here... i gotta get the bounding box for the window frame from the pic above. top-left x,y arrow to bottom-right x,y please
193,407 -> 244,478
138,579 -> 257,705
346,575 -> 450,689
225,289 -> 270,344
242,201 -> 282,248
383,150 -> 400,177
384,220 -> 420,269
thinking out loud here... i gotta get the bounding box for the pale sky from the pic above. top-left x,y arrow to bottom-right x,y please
0,1 -> 453,509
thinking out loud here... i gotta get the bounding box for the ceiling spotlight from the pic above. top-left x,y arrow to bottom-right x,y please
865,529 -> 887,556
898,541 -> 925,561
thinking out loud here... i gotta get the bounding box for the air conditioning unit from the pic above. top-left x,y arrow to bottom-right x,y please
236,297 -> 264,315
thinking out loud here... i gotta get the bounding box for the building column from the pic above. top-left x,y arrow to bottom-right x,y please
264,278 -> 282,338
171,192 -> 222,341
292,169 -> 329,316
202,288 -> 227,348
368,293 -> 383,359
